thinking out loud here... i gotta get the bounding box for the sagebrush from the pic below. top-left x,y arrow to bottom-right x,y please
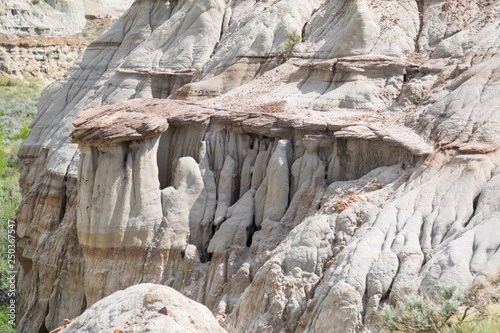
381,280 -> 500,333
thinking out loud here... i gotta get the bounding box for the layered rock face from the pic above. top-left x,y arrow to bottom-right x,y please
16,0 -> 500,332
1,0 -> 82,37
0,36 -> 88,80
0,0 -> 133,80
0,0 -> 133,36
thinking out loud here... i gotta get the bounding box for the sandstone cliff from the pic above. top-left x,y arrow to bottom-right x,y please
16,0 -> 500,332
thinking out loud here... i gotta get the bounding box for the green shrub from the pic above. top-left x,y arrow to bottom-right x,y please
284,32 -> 301,51
453,305 -> 500,333
381,285 -> 463,332
0,79 -> 16,88
0,79 -> 42,138
12,122 -> 30,141
278,32 -> 302,64
0,305 -> 15,332
381,280 -> 500,333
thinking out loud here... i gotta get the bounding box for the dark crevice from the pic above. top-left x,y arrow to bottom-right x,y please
246,221 -> 258,247
464,193 -> 481,228
81,294 -> 87,313
59,183 -> 67,222
415,0 -> 424,52
38,324 -> 49,333
404,65 -> 419,83
38,307 -> 50,333
211,224 -> 217,240
200,251 -> 210,264
58,159 -> 72,223
472,193 -> 480,214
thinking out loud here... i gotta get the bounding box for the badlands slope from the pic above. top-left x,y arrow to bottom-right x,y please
15,0 -> 500,332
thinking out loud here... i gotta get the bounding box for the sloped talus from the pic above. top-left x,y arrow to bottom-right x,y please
300,153 -> 498,332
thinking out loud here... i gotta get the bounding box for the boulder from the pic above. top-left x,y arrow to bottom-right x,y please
63,283 -> 226,333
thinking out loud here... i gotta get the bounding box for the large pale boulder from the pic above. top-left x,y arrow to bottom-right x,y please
63,283 -> 226,333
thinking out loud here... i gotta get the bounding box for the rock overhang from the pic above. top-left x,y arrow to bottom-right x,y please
70,97 -> 434,157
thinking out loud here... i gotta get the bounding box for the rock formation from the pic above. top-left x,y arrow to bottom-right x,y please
16,0 -> 500,332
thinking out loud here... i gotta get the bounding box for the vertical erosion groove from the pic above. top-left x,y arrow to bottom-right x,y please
415,0 -> 424,51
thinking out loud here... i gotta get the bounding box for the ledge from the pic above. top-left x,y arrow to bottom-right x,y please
71,98 -> 434,156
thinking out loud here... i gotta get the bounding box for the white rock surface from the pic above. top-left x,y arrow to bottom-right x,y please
62,283 -> 226,333
83,0 -> 134,19
0,0 -> 132,36
215,155 -> 238,226
302,0 -> 419,58
208,189 -> 256,254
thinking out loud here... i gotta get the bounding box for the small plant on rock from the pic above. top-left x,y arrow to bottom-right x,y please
284,32 -> 301,51
278,32 -> 302,64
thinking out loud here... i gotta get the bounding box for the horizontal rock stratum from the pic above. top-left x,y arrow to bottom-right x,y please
16,0 -> 500,332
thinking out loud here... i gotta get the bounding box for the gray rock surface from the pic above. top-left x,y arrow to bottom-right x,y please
0,0 -> 79,36
15,0 -> 500,332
